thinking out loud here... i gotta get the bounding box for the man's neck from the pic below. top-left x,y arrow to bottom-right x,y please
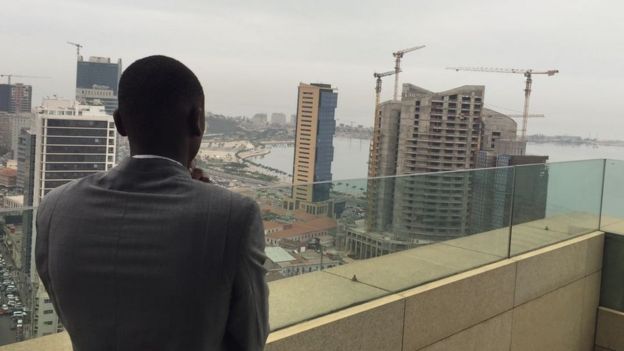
132,154 -> 185,168
129,146 -> 189,168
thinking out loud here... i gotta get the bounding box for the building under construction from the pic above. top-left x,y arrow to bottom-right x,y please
0,83 -> 32,114
351,80 -> 553,258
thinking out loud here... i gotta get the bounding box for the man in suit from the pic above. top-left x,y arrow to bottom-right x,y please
35,55 -> 269,350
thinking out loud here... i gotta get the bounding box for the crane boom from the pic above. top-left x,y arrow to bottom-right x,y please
374,70 -> 395,78
447,65 -> 558,146
0,74 -> 49,85
447,66 -> 558,76
67,41 -> 84,59
373,70 -> 396,105
393,45 -> 426,56
392,45 -> 425,101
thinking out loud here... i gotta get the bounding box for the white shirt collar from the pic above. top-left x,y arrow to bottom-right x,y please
132,154 -> 185,168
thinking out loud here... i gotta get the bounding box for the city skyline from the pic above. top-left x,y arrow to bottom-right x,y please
2,0 -> 623,138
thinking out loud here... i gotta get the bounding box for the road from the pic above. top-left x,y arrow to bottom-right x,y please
0,316 -> 16,346
203,167 -> 274,187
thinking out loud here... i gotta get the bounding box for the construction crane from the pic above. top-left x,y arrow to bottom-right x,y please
67,41 -> 83,59
447,66 -> 558,141
392,45 -> 426,101
0,74 -> 49,85
374,70 -> 396,107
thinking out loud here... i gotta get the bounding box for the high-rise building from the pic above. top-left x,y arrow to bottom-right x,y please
290,113 -> 297,126
287,83 -> 337,215
76,56 -> 122,115
367,101 -> 401,232
367,84 -> 484,242
0,83 -> 32,114
17,128 -> 36,280
0,112 -> 34,158
29,98 -> 117,337
470,109 -> 548,234
476,108 -> 525,168
470,154 -> 549,234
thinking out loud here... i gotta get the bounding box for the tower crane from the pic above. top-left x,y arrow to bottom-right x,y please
374,70 -> 396,108
392,45 -> 425,101
368,70 -> 396,182
0,74 -> 49,85
67,41 -> 83,59
447,66 -> 558,141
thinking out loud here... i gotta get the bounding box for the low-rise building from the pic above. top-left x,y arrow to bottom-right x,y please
264,246 -> 342,279
265,217 -> 337,246
3,195 -> 23,208
0,168 -> 17,188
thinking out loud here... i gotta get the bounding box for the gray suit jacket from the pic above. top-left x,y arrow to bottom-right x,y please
35,157 -> 269,351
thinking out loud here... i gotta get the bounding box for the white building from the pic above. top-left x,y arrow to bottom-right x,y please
30,98 -> 116,337
33,287 -> 62,337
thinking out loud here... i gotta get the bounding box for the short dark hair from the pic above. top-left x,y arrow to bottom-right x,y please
118,55 -> 204,126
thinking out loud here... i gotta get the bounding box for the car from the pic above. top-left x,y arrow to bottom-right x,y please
12,311 -> 24,318
1,304 -> 8,310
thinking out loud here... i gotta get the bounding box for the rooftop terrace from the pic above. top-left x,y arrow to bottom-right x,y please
1,159 -> 623,350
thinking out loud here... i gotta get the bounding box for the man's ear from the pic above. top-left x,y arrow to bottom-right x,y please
113,109 -> 127,137
189,106 -> 204,137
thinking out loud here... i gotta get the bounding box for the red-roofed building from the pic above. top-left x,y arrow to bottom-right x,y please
265,217 -> 337,246
0,167 -> 17,187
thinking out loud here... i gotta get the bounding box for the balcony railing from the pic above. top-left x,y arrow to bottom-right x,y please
0,159 -> 623,347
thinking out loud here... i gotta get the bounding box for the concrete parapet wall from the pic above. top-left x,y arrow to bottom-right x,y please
266,231 -> 604,351
0,232 -> 604,351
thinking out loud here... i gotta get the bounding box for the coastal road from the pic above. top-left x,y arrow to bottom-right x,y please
203,167 -> 275,187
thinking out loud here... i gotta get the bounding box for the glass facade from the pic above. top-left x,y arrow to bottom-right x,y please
312,90 -> 337,202
76,60 -> 121,94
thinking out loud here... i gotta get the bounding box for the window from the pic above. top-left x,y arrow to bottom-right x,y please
43,309 -> 54,314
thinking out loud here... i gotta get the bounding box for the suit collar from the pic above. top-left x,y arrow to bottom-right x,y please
113,157 -> 192,180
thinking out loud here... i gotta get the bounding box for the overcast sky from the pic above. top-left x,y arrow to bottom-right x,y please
2,0 -> 623,138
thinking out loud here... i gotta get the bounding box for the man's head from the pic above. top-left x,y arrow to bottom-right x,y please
114,55 -> 205,168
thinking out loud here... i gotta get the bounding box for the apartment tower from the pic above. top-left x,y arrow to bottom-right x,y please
289,83 -> 337,215
30,98 -> 117,337
0,83 -> 32,114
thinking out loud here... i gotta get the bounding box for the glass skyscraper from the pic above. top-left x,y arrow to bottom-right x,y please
76,56 -> 122,115
289,83 -> 337,214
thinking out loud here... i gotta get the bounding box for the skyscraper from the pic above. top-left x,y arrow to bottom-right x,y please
0,112 -> 34,159
29,98 -> 117,337
288,83 -> 337,215
76,56 -> 122,115
366,84 -> 484,241
475,108 -> 525,168
0,83 -> 32,114
17,129 -> 36,293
